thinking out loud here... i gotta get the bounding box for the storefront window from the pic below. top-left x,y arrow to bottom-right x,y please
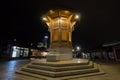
11,46 -> 29,58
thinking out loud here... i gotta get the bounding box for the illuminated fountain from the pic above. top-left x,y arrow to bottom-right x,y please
16,10 -> 104,79
42,9 -> 80,61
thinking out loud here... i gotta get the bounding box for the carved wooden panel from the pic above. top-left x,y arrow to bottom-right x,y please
61,29 -> 67,41
53,29 -> 59,41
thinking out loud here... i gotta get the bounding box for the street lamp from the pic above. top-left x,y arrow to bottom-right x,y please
44,35 -> 48,48
76,46 -> 81,51
76,46 -> 81,58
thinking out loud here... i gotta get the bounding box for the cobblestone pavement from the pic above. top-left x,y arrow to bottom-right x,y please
0,59 -> 120,80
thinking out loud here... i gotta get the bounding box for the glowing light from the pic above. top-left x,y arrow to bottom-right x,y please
42,52 -> 48,56
46,23 -> 50,26
12,46 -> 17,57
44,36 -> 48,39
76,46 -> 81,51
75,14 -> 79,19
57,19 -> 63,23
42,17 -> 47,21
49,10 -> 54,13
77,60 -> 81,63
72,49 -> 75,52
12,51 -> 17,57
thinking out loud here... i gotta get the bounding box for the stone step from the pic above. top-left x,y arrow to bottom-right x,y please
60,71 -> 105,80
16,69 -> 104,80
21,66 -> 99,77
27,61 -> 93,72
16,59 -> 105,79
32,61 -> 89,67
16,70 -> 52,80
60,64 -> 105,80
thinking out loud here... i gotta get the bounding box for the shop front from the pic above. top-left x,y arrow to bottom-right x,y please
8,45 -> 29,59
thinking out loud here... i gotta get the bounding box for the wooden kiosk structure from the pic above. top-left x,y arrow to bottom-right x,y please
42,9 -> 79,61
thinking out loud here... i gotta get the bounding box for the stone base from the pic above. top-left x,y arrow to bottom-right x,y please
46,53 -> 60,62
46,48 -> 73,62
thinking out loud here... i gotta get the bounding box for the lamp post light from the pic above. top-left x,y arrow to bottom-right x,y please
72,49 -> 76,58
44,35 -> 48,48
76,46 -> 81,51
76,46 -> 81,58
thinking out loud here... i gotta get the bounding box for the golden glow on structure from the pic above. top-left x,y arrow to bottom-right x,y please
49,10 -> 54,13
42,17 -> 47,21
62,30 -> 67,41
53,30 -> 58,41
42,9 -> 79,48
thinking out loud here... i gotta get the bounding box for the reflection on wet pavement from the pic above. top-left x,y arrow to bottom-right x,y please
0,59 -> 30,80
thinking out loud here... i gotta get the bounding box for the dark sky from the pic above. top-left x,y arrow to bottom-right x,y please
0,0 -> 120,49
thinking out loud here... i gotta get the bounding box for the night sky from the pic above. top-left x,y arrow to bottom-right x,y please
0,0 -> 120,49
